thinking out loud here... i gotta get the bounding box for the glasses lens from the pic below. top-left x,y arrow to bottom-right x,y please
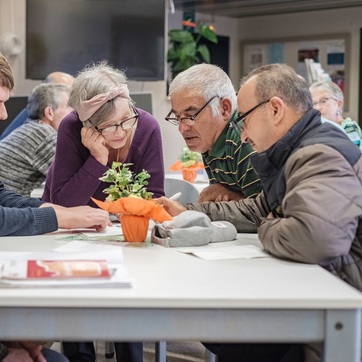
122,116 -> 137,130
101,125 -> 117,136
166,113 -> 180,126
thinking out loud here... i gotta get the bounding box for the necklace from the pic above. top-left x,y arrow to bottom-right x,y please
116,148 -> 120,162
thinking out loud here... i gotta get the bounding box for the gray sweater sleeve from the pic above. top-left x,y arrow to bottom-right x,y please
187,191 -> 270,233
0,182 -> 58,236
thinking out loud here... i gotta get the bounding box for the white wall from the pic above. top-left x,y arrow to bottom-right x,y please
1,1 -> 362,168
238,7 -> 362,120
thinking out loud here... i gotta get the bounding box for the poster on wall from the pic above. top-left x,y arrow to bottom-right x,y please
296,42 -> 320,80
267,43 -> 284,64
241,34 -> 350,110
246,45 -> 265,72
326,40 -> 345,92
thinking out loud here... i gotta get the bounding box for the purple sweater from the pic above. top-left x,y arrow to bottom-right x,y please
42,108 -> 165,207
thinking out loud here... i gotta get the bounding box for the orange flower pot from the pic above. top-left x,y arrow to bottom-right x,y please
182,169 -> 198,183
170,159 -> 204,184
91,197 -> 173,243
119,214 -> 149,242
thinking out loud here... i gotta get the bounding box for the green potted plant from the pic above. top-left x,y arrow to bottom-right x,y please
92,162 -> 172,242
167,22 -> 218,76
169,146 -> 204,183
100,162 -> 153,201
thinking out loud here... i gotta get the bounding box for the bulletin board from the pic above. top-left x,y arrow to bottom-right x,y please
241,34 -> 350,111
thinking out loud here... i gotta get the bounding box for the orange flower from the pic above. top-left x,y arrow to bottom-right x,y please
182,20 -> 196,27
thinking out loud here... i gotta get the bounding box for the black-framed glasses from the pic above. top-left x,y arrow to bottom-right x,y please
231,100 -> 270,133
165,96 -> 218,126
95,107 -> 139,136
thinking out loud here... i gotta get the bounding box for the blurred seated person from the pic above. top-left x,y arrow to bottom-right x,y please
0,71 -> 74,140
0,83 -> 73,196
310,80 -> 362,151
42,60 -> 165,362
0,341 -> 69,362
166,64 -> 262,202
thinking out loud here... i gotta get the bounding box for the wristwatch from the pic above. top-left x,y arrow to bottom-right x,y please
0,343 -> 9,360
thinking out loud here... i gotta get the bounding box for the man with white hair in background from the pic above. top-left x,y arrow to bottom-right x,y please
0,83 -> 73,196
0,71 -> 74,140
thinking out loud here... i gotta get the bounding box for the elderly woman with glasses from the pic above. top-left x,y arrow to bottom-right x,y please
42,61 -> 165,210
42,61 -> 164,362
310,80 -> 362,151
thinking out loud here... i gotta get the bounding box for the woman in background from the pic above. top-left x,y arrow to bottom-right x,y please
42,61 -> 165,362
310,80 -> 362,151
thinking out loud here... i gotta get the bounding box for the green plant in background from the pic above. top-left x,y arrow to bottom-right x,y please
99,162 -> 153,201
180,146 -> 202,168
167,23 -> 218,75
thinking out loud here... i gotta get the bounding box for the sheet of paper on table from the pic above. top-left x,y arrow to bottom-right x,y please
0,241 -> 132,288
178,244 -> 271,260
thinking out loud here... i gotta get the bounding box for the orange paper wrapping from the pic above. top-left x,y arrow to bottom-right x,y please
169,160 -> 204,183
92,197 -> 173,242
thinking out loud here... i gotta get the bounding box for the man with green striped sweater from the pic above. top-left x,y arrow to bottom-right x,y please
166,64 -> 262,202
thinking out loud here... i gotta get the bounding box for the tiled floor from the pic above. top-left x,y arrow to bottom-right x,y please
52,341 -> 209,362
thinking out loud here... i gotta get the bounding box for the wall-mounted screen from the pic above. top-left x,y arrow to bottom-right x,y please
26,0 -> 166,81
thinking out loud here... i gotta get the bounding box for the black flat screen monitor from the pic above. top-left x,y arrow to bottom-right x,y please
26,0 -> 166,81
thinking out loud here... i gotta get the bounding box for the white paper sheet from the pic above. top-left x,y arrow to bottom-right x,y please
178,244 -> 270,260
58,225 -> 123,237
0,241 -> 123,264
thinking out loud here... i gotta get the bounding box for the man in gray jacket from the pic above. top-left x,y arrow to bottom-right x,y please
159,63 -> 362,361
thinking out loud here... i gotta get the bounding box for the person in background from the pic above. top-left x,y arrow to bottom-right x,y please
309,80 -> 362,151
166,64 -> 262,202
42,60 -> 164,210
0,83 -> 72,196
42,60 -> 164,362
0,341 -> 69,362
159,63 -> 362,361
0,55 -> 109,361
0,71 -> 74,140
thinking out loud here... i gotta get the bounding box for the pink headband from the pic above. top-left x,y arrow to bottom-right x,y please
77,84 -> 130,122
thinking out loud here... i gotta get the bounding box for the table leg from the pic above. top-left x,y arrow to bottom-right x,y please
155,340 -> 166,362
325,309 -> 361,362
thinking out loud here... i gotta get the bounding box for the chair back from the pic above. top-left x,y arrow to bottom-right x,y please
164,177 -> 200,206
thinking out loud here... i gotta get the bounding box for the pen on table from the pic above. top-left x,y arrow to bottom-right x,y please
169,192 -> 182,201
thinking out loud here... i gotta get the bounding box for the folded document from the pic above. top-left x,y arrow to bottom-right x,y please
0,243 -> 132,288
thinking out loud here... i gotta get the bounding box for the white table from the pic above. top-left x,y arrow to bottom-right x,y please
0,233 -> 361,362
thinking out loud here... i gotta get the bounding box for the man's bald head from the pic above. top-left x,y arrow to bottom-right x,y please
45,72 -> 74,88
